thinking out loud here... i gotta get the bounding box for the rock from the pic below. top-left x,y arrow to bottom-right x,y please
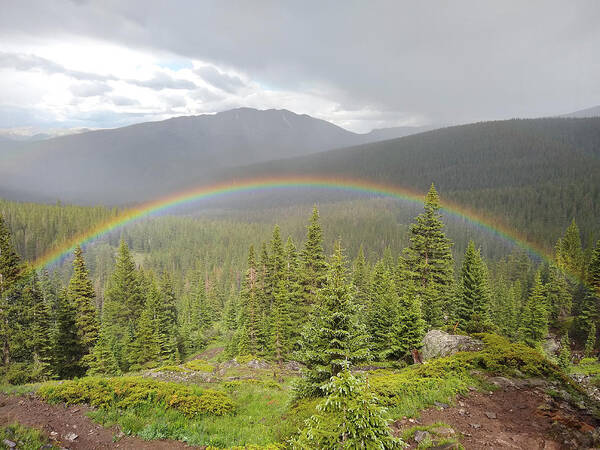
434,401 -> 449,409
458,408 -> 467,416
485,411 -> 497,419
414,430 -> 431,443
489,376 -> 517,389
63,432 -> 78,442
543,334 -> 560,356
434,427 -> 456,437
431,444 -> 461,450
470,423 -> 481,429
284,360 -> 302,371
3,439 -> 17,448
421,330 -> 483,360
246,359 -> 270,369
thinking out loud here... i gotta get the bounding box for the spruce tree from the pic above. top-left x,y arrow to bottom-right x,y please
352,245 -> 371,309
67,245 -> 99,366
134,275 -> 162,366
238,246 -> 261,355
0,214 -> 22,366
157,272 -> 179,364
456,241 -> 491,332
267,225 -> 285,305
291,367 -> 403,449
518,272 -> 548,347
299,207 -> 328,307
403,184 -> 454,327
88,323 -> 121,375
585,322 -> 596,357
557,219 -> 584,280
284,236 -> 303,342
589,240 -> 600,296
271,280 -> 291,365
558,332 -> 571,370
54,288 -> 85,378
25,270 -> 54,379
101,239 -> 143,369
367,261 -> 398,359
545,265 -> 572,321
295,240 -> 370,398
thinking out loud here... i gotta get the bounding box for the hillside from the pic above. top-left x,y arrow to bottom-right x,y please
0,108 -> 427,204
222,117 -> 600,245
562,105 -> 600,118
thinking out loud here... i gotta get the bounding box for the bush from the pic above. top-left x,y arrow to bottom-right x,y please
184,359 -> 215,372
38,376 -> 234,417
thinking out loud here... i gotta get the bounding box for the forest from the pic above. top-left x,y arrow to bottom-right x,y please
0,184 -> 598,448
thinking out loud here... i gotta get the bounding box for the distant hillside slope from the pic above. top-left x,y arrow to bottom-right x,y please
0,107 -> 430,204
224,117 -> 600,246
561,105 -> 600,118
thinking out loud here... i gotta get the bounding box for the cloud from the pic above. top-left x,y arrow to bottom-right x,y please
1,2 -> 599,130
0,51 -> 116,82
195,65 -> 245,93
128,71 -> 197,90
70,81 -> 112,97
109,95 -> 139,106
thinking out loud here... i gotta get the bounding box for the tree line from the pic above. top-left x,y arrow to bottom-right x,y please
0,184 -> 598,390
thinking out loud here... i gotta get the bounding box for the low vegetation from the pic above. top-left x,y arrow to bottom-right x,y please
0,422 -> 57,449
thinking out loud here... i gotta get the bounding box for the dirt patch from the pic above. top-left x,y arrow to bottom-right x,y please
393,386 -> 599,449
191,346 -> 224,361
0,393 -> 196,449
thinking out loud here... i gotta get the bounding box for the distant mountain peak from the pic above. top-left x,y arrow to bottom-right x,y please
560,105 -> 600,118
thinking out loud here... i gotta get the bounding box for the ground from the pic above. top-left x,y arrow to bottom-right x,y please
394,377 -> 599,449
0,393 -> 191,449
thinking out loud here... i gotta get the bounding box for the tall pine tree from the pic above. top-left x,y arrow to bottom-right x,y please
403,184 -> 454,327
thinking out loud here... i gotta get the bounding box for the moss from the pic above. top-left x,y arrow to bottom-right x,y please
38,376 -> 234,417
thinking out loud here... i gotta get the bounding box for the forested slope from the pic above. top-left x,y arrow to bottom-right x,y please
224,117 -> 600,246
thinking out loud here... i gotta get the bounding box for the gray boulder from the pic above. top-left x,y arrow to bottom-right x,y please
421,330 -> 483,360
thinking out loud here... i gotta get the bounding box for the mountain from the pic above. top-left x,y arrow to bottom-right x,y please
223,117 -> 600,245
560,105 -> 600,118
361,125 -> 440,141
0,108 -> 429,204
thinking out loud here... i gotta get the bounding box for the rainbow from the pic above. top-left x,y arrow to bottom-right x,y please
33,175 -> 554,269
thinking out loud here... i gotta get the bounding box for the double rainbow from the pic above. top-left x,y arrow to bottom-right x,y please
33,175 -> 553,269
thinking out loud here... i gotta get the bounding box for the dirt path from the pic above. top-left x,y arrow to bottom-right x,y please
0,393 -> 196,449
393,381 -> 599,449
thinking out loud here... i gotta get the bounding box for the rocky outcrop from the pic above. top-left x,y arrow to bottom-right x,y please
421,330 -> 483,360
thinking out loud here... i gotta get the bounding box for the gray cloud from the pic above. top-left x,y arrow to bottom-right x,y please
195,66 -> 245,93
109,95 -> 140,106
128,72 -> 197,90
1,1 -> 600,126
70,81 -> 112,97
0,51 -> 116,82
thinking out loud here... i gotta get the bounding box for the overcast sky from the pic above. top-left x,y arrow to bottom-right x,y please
1,1 -> 599,133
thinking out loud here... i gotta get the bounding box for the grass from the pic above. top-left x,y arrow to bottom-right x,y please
3,333 -> 586,448
401,422 -> 464,449
0,422 -> 57,449
86,380 -> 291,447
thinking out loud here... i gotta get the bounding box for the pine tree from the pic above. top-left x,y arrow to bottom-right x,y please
271,280 -> 291,365
284,236 -> 303,342
134,276 -> 162,366
238,246 -> 261,355
518,272 -> 548,347
88,323 -> 121,375
545,265 -> 572,321
295,240 -> 370,398
352,245 -> 371,309
367,261 -> 398,359
456,241 -> 491,332
0,214 -> 22,367
403,184 -> 454,327
157,272 -> 179,364
54,288 -> 85,378
589,240 -> 600,296
67,245 -> 99,367
557,219 -> 584,280
101,240 -> 143,369
557,332 -> 571,370
291,367 -> 403,449
267,225 -> 285,305
299,207 -> 328,307
585,322 -> 596,357
25,270 -> 54,379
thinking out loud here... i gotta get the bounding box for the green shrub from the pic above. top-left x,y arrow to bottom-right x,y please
38,376 -> 234,417
184,359 -> 215,372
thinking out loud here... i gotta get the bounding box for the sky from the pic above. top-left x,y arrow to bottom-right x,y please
1,1 -> 599,134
